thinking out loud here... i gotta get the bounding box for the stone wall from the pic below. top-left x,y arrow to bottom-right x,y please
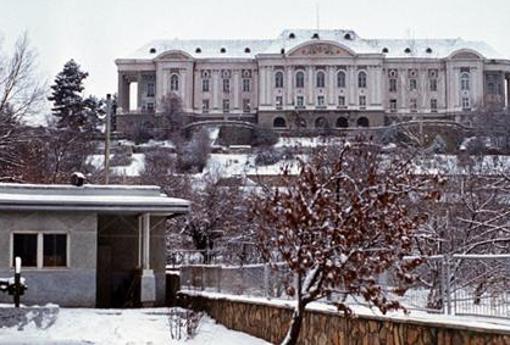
178,293 -> 510,345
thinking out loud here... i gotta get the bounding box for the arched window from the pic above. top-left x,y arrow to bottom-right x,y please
358,71 -> 367,88
273,117 -> 286,128
275,71 -> 284,88
336,117 -> 348,128
461,73 -> 470,91
315,117 -> 328,128
337,71 -> 346,88
357,117 -> 369,127
295,71 -> 305,88
170,74 -> 179,91
316,71 -> 325,88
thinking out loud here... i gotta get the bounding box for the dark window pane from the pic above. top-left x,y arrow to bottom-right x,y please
43,234 -> 67,267
13,234 -> 38,267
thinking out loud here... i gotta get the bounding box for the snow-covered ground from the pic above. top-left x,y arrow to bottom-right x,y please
0,305 -> 269,345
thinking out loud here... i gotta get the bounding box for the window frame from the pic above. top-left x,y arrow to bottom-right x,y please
222,99 -> 230,113
316,71 -> 325,88
275,71 -> 284,88
460,73 -> 470,91
202,99 -> 209,113
359,95 -> 366,107
431,99 -> 438,112
337,71 -> 346,88
202,78 -> 210,92
242,79 -> 251,92
358,71 -> 367,88
430,78 -> 438,92
295,71 -> 305,88
389,78 -> 397,93
11,231 -> 70,270
223,78 -> 230,93
170,74 -> 179,92
146,82 -> 155,97
409,78 -> 417,91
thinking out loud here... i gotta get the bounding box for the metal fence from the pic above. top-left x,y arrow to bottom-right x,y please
169,250 -> 510,319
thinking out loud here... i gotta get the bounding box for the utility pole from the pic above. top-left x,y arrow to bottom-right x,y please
104,94 -> 112,184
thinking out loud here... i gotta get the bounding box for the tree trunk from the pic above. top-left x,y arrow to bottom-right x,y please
280,303 -> 305,345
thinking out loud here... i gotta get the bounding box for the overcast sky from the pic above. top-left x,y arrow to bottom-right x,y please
1,0 -> 509,102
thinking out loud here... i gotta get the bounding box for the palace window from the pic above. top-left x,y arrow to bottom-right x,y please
273,117 -> 287,128
430,79 -> 438,92
243,99 -> 251,112
431,99 -> 438,112
170,74 -> 179,91
317,95 -> 325,106
316,71 -> 325,88
243,79 -> 250,92
296,96 -> 304,107
223,99 -> 230,113
390,99 -> 397,112
359,95 -> 366,107
295,71 -> 305,88
202,79 -> 210,92
202,99 -> 209,113
223,78 -> 230,93
358,71 -> 367,88
147,82 -> 155,97
461,73 -> 470,91
337,71 -> 346,88
410,98 -> 417,112
462,97 -> 471,110
276,96 -> 283,108
389,78 -> 397,92
410,79 -> 417,91
275,71 -> 284,88
338,96 -> 345,107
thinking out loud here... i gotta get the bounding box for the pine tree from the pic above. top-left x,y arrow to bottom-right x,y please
48,59 -> 90,130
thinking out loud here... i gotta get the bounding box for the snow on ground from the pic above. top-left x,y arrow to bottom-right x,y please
88,153 -> 145,177
0,305 -> 270,345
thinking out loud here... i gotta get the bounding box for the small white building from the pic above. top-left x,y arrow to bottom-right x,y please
0,183 -> 189,307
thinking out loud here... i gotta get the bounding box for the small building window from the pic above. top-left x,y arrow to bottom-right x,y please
426,47 -> 433,54
195,47 -> 202,54
359,95 -> 366,107
295,71 -> 305,88
410,78 -> 417,91
312,33 -> 320,39
382,47 -> 389,53
431,99 -> 438,112
358,71 -> 367,88
338,96 -> 345,107
280,48 -> 286,54
244,47 -> 251,53
337,71 -> 346,88
223,78 -> 230,93
223,99 -> 230,113
344,33 -> 352,40
202,99 -> 209,113
404,48 -> 412,54
389,78 -> 397,92
276,96 -> 283,108
430,79 -> 438,92
315,117 -> 328,128
243,79 -> 251,92
336,117 -> 348,128
357,117 -> 369,127
43,234 -> 67,267
202,79 -> 210,92
316,71 -> 325,88
275,71 -> 284,88
13,233 -> 37,267
273,117 -> 287,128
390,99 -> 397,112
462,97 -> 471,110
296,96 -> 304,107
170,74 -> 179,91
289,33 -> 296,39
220,47 -> 226,53
149,48 -> 157,54
461,73 -> 470,91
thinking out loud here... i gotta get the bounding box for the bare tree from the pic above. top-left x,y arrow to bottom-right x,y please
251,143 -> 441,345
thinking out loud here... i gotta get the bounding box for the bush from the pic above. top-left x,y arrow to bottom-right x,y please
255,147 -> 284,166
252,127 -> 279,147
177,128 -> 211,173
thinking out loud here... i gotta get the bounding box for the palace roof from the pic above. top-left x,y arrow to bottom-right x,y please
123,29 -> 504,61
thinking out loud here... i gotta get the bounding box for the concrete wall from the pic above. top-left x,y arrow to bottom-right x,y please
179,293 -> 510,345
0,211 -> 97,307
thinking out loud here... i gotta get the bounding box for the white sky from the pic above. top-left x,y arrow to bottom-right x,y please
1,0 -> 509,101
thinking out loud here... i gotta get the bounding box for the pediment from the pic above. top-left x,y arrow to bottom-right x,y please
156,50 -> 193,61
289,43 -> 355,57
450,50 -> 483,60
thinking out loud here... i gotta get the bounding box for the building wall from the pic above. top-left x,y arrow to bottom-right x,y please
0,211 -> 97,307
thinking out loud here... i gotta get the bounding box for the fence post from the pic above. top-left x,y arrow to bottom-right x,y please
264,263 -> 270,297
216,266 -> 222,293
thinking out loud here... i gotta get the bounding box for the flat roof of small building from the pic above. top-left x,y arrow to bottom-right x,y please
0,183 -> 190,215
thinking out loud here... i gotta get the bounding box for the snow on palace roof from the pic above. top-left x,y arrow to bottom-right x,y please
123,29 -> 505,60
0,183 -> 190,214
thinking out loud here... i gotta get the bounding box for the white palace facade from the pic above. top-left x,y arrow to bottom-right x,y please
115,29 -> 510,131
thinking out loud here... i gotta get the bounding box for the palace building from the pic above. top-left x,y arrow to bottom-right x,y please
115,29 -> 510,131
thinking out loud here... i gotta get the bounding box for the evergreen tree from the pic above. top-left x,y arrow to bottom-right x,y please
48,59 -> 90,130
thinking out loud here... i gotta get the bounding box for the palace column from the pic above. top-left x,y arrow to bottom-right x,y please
307,66 -> 314,105
259,67 -> 267,105
117,72 -> 130,114
286,67 -> 293,105
266,67 -> 273,106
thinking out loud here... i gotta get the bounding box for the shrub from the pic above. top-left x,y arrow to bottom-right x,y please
252,127 -> 279,147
